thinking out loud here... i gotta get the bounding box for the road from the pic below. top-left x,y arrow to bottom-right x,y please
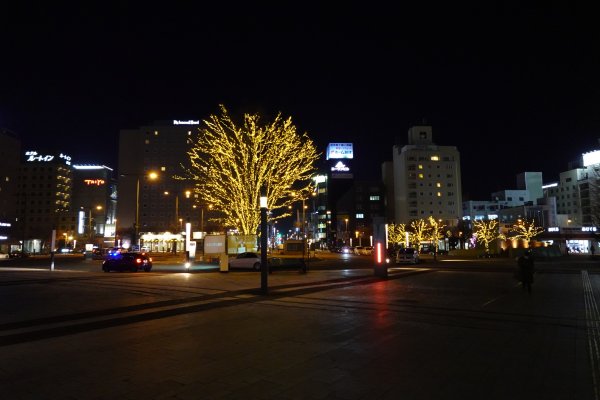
0,252 -> 598,399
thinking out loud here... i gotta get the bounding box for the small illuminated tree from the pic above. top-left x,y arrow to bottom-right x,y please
427,216 -> 446,259
387,223 -> 408,247
473,219 -> 505,255
410,219 -> 429,250
182,105 -> 320,234
510,218 -> 545,244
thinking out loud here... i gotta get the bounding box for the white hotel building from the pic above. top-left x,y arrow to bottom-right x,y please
392,125 -> 462,226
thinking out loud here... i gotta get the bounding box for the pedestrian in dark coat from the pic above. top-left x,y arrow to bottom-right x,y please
518,249 -> 535,294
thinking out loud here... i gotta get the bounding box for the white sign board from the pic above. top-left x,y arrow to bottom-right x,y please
204,235 -> 226,254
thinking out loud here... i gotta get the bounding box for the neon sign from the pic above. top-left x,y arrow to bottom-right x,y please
173,120 -> 200,125
25,151 -> 54,162
84,179 -> 106,186
331,161 -> 350,172
25,151 -> 71,165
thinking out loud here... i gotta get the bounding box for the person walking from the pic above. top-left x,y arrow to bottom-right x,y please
517,249 -> 535,294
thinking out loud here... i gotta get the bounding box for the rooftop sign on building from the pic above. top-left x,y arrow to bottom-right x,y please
173,120 -> 200,125
24,151 -> 71,165
326,143 -> 353,160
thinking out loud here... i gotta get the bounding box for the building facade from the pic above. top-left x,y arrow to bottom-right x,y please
392,125 -> 462,226
71,165 -> 117,248
0,129 -> 21,252
16,149 -> 73,253
117,120 -> 201,249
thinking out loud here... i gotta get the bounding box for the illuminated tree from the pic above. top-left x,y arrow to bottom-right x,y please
426,216 -> 446,259
473,219 -> 505,254
410,219 -> 429,249
182,105 -> 320,234
510,218 -> 545,243
387,223 -> 408,246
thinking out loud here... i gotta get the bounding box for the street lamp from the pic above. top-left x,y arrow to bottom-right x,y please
260,187 -> 268,294
133,171 -> 158,248
88,205 -> 103,240
164,189 -> 191,232
344,218 -> 349,243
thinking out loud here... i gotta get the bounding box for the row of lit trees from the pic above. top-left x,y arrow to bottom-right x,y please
471,218 -> 544,254
387,217 -> 545,255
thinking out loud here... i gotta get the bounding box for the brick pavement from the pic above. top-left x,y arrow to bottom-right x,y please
0,263 -> 596,399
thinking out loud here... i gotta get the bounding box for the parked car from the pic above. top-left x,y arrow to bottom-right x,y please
354,246 -> 364,255
9,251 -> 29,258
361,246 -> 374,256
396,248 -> 419,264
102,252 -> 153,272
229,252 -> 262,270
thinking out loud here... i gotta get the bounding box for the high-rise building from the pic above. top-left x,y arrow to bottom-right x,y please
16,149 -> 73,253
117,120 -> 200,248
0,129 -> 21,252
71,165 -> 117,247
392,125 -> 462,226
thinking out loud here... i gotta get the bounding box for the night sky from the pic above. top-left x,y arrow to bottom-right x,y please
2,3 -> 600,200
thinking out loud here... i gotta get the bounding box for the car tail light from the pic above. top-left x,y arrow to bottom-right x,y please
136,258 -> 142,264
148,257 -> 152,262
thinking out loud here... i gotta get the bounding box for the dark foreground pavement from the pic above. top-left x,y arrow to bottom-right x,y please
0,261 -> 597,399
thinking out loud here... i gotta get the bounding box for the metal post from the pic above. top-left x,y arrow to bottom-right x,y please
175,194 -> 179,231
135,177 -> 140,248
260,189 -> 268,294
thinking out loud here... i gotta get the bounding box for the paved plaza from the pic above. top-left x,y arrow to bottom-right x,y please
0,258 -> 598,399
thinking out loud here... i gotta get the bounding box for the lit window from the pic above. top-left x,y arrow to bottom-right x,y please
144,139 -> 150,145
418,165 -> 423,169
437,192 -> 442,197
369,195 -> 380,201
161,166 -> 166,171
436,182 -> 441,187
418,173 -> 424,179
431,155 -> 440,161
154,131 -> 159,136
356,213 -> 364,219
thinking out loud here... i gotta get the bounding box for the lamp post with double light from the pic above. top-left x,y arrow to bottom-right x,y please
120,171 -> 158,249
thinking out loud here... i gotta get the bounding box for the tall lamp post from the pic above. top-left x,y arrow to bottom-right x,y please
344,218 -> 349,244
129,171 -> 158,249
260,187 -> 268,294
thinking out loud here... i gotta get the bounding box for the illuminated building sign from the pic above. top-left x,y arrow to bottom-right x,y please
583,150 -> 600,167
331,161 -> 350,172
548,227 -> 559,232
582,227 -> 598,232
25,151 -> 71,165
326,143 -> 354,160
84,179 -> 106,186
313,175 -> 327,184
0,222 -> 11,227
173,119 -> 200,125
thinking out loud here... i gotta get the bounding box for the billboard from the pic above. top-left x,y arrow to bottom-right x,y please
326,143 -> 353,160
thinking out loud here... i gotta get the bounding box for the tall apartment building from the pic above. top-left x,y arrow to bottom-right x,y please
392,125 -> 462,226
16,149 -> 73,253
117,120 -> 200,246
